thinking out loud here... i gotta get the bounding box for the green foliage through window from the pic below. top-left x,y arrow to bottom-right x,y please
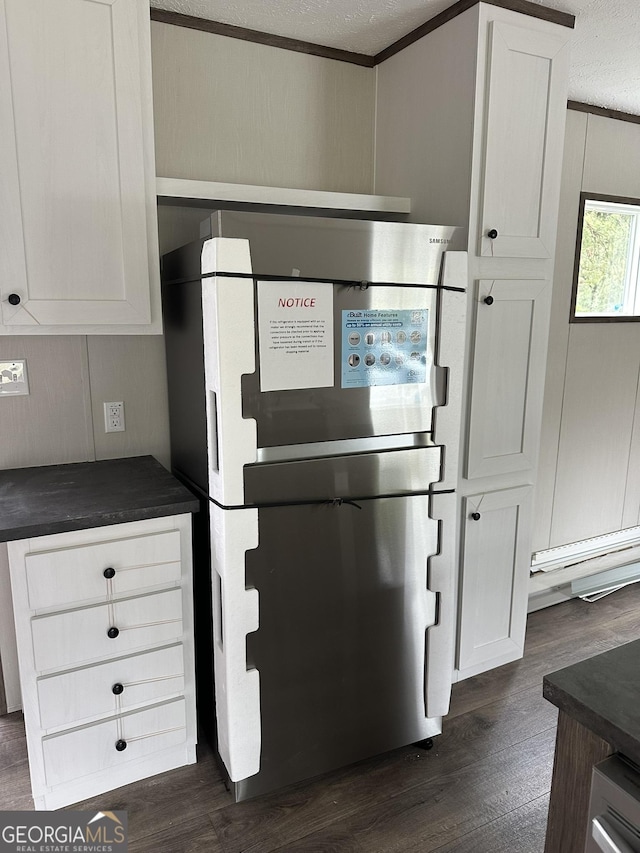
573,196 -> 640,320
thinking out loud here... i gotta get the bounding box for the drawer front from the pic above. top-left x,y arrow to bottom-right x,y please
25,530 -> 182,611
42,698 -> 187,787
37,644 -> 185,730
31,588 -> 183,672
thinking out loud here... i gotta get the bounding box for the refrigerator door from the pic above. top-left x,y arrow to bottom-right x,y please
243,281 -> 441,446
238,497 -> 439,800
236,453 -> 442,800
203,211 -> 464,448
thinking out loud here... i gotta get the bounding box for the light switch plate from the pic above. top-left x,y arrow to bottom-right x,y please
0,360 -> 29,396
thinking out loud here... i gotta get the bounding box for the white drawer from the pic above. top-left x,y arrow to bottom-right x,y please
31,588 -> 183,672
37,644 -> 185,730
25,529 -> 182,611
42,698 -> 187,788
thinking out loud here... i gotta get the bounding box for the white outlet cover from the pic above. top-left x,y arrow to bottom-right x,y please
0,360 -> 29,396
104,401 -> 125,433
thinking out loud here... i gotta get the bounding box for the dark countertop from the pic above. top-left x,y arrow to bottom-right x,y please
544,639 -> 640,766
0,456 -> 200,542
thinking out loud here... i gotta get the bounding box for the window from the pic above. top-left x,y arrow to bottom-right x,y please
571,193 -> 640,321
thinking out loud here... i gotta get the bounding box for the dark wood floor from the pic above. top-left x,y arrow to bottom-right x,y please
2,583 -> 640,852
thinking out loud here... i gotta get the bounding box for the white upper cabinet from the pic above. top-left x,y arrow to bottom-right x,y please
0,0 -> 161,334
477,20 -> 570,259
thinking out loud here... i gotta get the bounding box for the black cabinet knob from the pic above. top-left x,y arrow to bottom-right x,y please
107,626 -> 119,639
103,567 -> 116,579
115,739 -> 127,752
487,229 -> 498,239
7,293 -> 21,306
483,295 -> 494,305
112,683 -> 124,695
471,512 -> 481,521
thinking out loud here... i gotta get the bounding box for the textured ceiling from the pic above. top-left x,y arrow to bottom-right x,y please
151,0 -> 640,116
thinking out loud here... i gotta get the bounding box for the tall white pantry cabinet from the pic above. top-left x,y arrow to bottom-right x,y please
375,2 -> 572,678
0,0 -> 161,334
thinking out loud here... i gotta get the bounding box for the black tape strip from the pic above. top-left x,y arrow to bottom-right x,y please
175,467 -> 454,511
162,270 -> 466,294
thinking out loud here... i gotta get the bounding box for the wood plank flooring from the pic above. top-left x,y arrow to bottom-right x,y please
2,582 -> 640,852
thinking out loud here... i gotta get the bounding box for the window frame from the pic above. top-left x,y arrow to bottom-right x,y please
570,191 -> 640,324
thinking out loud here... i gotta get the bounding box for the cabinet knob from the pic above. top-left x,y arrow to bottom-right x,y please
103,567 -> 116,579
7,293 -> 21,306
107,626 -> 120,639
487,229 -> 498,239
112,683 -> 124,695
115,739 -> 127,752
483,295 -> 494,306
470,511 -> 481,521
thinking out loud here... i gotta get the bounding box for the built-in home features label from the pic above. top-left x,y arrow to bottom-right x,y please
258,280 -> 334,392
0,359 -> 29,396
341,309 -> 429,388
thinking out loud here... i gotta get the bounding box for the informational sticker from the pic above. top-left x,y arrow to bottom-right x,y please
341,308 -> 429,388
258,280 -> 334,392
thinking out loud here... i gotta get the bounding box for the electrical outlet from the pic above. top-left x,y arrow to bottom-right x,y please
104,401 -> 125,433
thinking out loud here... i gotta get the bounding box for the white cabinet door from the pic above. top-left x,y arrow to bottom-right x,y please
0,0 -> 159,332
466,279 -> 550,479
457,486 -> 532,677
478,20 -> 570,258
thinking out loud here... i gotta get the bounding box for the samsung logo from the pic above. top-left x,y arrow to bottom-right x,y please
429,238 -> 451,244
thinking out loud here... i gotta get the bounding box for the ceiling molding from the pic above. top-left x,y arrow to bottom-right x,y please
376,0 -> 574,64
149,9 -> 374,67
568,100 -> 640,126
151,1 -> 574,69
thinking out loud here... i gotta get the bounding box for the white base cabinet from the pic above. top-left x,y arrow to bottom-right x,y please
457,486 -> 533,678
7,515 -> 196,810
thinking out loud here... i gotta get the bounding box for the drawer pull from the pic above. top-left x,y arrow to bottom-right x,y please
112,683 -> 124,695
115,739 -> 127,752
471,511 -> 481,521
107,627 -> 120,639
103,567 -> 116,579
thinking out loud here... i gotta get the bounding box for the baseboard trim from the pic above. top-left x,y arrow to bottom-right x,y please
531,526 -> 640,573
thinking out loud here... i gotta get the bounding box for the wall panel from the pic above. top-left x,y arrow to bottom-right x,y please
532,110 -> 587,551
0,336 -> 93,470
88,337 -> 171,470
534,113 -> 640,553
151,22 -> 375,193
550,324 -> 640,546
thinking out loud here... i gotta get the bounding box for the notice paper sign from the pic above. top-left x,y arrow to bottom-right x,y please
341,308 -> 429,388
257,280 -> 334,392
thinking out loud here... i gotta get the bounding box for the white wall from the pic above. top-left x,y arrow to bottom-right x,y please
0,335 -> 170,471
374,7 -> 477,229
151,22 -> 376,193
533,111 -> 640,551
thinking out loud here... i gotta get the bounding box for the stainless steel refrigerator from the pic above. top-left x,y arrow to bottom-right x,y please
161,210 -> 467,801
